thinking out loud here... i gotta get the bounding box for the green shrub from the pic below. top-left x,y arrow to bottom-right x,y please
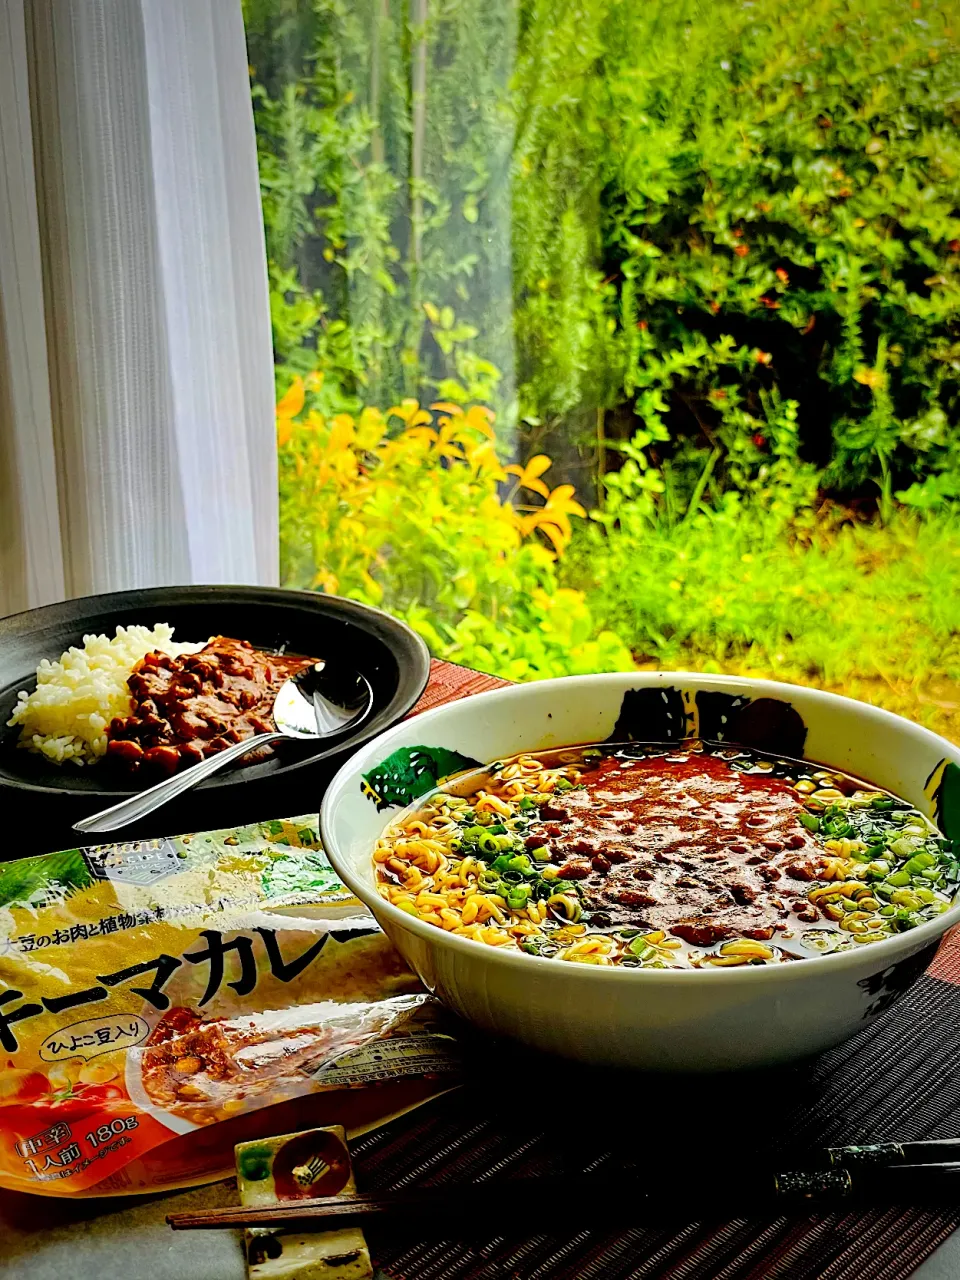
276,377 -> 636,678
568,495 -> 960,714
515,0 -> 960,503
244,0 -> 515,415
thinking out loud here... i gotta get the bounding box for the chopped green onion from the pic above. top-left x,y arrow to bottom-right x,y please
890,889 -> 922,909
490,852 -> 533,876
505,884 -> 532,909
547,894 -> 582,922
902,851 -> 936,874
890,837 -> 923,858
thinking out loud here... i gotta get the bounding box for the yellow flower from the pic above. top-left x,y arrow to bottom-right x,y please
463,405 -> 495,437
276,376 -> 305,447
387,398 -> 432,427
504,454 -> 552,499
327,414 -> 356,454
312,569 -> 339,594
356,407 -> 385,449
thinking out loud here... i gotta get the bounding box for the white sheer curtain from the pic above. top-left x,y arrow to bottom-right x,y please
0,0 -> 277,618
0,0 -> 64,615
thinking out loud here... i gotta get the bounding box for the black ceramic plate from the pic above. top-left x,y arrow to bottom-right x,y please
0,586 -> 430,851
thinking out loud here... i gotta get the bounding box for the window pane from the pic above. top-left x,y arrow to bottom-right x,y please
245,0 -> 960,737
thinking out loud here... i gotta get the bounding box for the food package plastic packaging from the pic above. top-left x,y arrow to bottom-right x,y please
0,817 -> 461,1196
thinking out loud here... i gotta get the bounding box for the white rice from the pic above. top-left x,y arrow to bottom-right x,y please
7,624 -> 203,767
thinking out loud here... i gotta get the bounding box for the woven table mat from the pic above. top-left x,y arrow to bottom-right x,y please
359,662 -> 960,1280
409,659 -> 509,716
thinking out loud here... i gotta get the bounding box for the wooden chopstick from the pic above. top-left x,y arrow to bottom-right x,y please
168,1163 -> 960,1233
169,1178 -> 626,1231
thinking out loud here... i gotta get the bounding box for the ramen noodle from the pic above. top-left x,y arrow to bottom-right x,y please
374,741 -> 956,966
0,817 -> 460,1197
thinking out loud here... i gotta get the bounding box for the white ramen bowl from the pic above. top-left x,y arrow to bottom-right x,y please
321,673 -> 960,1071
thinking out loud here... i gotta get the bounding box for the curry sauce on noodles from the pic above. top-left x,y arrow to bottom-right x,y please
374,742 -> 955,968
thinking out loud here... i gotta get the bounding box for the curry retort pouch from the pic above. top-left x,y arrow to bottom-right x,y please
0,817 -> 461,1196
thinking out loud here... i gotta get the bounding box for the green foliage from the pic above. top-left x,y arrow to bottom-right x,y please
247,0 -> 960,501
244,0 -> 514,416
405,593 -> 637,684
513,0 -> 960,501
567,498 -> 960,737
275,380 -> 637,679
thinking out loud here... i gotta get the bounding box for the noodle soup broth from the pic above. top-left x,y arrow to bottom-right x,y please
373,742 -> 956,970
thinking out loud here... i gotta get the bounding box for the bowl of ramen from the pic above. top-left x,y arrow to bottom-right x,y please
321,673 -> 960,1071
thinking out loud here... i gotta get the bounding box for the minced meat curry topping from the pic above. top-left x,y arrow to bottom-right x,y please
106,636 -> 319,776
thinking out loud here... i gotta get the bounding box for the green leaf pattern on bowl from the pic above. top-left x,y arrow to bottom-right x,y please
362,746 -> 481,810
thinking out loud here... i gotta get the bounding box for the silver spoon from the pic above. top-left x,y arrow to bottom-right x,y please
73,662 -> 373,835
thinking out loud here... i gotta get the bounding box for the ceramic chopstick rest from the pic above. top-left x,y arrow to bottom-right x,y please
235,1126 -> 373,1280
